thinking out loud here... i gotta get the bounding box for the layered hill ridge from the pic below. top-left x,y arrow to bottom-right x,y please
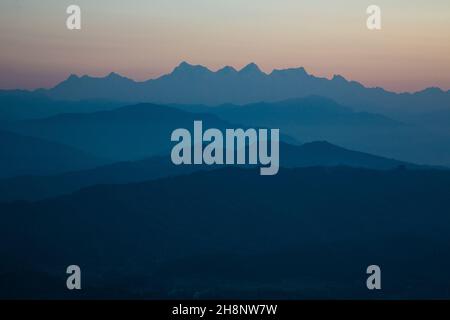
0,140 -> 420,202
2,166 -> 450,299
0,130 -> 103,179
3,103 -> 239,161
4,97 -> 450,166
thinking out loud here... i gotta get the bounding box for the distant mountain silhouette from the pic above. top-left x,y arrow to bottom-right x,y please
2,63 -> 450,165
172,95 -> 400,126
0,141 -> 420,202
1,167 -> 450,298
45,62 -> 450,116
3,96 -> 450,166
0,130 -> 103,178
5,97 -> 450,166
2,61 -> 450,300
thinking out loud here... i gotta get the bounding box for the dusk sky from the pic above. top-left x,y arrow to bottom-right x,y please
0,0 -> 449,92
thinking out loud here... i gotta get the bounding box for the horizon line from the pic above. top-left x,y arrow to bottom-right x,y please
2,61 -> 449,95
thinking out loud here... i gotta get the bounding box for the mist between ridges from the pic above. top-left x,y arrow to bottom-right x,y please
171,121 -> 280,176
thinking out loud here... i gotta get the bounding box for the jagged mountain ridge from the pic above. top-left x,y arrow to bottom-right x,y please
45,61 -> 450,115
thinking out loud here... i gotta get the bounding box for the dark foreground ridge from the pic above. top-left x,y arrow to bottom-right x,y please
1,166 -> 449,299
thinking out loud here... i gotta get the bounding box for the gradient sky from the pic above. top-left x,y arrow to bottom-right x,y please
0,0 -> 449,92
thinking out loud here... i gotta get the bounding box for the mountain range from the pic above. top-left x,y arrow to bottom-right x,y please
1,61 -> 450,299
43,62 -> 450,117
169,97 -> 450,166
4,97 -> 450,166
171,95 -> 399,127
2,103 -> 242,161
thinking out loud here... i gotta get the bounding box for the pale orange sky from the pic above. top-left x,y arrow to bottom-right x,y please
0,0 -> 449,92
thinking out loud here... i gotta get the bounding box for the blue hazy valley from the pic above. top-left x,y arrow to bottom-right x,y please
1,63 -> 450,299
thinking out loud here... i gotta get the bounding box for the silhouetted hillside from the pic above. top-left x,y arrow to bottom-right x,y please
172,96 -> 400,127
280,141 -> 419,169
0,130 -> 103,178
171,96 -> 450,166
0,90 -> 123,121
4,95 -> 450,166
1,167 -> 450,298
3,103 -> 237,161
0,141 -> 420,202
